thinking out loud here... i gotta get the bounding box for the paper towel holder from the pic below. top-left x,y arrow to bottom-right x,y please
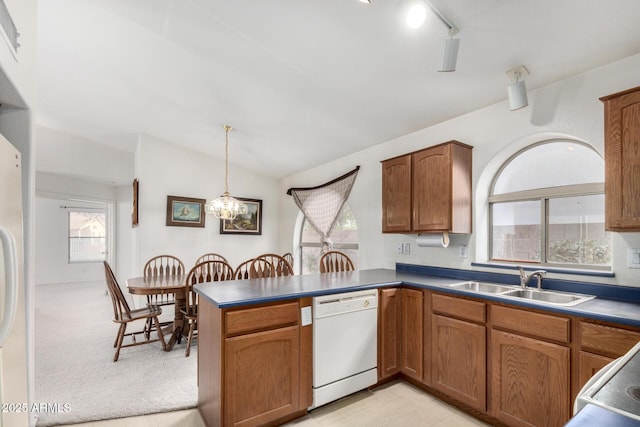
416,231 -> 450,248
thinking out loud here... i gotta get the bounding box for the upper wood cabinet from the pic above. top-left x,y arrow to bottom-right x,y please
381,140 -> 473,233
381,155 -> 412,232
600,86 -> 640,230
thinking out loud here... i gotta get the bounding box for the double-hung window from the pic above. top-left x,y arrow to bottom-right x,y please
68,209 -> 107,263
489,140 -> 611,270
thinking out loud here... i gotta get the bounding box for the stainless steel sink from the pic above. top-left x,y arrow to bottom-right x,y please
449,281 -> 516,294
501,288 -> 595,306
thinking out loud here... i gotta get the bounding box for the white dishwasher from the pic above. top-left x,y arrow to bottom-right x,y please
311,289 -> 378,409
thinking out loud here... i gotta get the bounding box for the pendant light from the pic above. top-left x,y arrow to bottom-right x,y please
205,124 -> 246,220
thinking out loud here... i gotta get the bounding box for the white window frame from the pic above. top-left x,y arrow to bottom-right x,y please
68,208 -> 108,264
488,141 -> 610,271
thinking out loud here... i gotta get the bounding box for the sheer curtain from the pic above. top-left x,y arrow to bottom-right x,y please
287,166 -> 359,253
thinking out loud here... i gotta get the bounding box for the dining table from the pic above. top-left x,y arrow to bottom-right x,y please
126,274 -> 187,351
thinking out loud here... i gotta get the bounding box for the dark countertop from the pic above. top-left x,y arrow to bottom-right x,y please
194,268 -> 640,327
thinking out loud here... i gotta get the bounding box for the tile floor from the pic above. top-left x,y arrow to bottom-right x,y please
59,381 -> 490,427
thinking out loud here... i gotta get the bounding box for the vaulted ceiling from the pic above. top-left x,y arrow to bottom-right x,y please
37,0 -> 640,178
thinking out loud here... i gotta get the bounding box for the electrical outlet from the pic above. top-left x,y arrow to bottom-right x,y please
629,248 -> 640,268
459,244 -> 467,258
403,243 -> 410,255
397,243 -> 404,254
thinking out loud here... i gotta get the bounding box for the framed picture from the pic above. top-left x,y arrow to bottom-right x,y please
220,198 -> 262,235
132,178 -> 139,227
166,195 -> 206,228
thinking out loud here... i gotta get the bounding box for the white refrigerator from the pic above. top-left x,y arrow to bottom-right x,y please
0,133 -> 28,426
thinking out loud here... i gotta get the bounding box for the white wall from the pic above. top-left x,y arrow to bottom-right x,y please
36,125 -> 134,185
278,53 -> 640,287
127,134 -> 280,282
34,196 -> 108,285
35,172 -> 118,285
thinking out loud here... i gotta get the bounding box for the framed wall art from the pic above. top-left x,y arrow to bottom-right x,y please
166,195 -> 206,228
132,178 -> 139,227
220,198 -> 262,235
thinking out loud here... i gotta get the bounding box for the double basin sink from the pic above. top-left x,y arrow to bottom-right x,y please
448,281 -> 595,307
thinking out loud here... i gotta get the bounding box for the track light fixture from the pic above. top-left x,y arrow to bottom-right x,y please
397,0 -> 460,72
505,65 -> 529,111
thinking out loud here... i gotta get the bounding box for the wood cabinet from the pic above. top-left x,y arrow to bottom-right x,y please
600,86 -> 640,230
381,140 -> 472,233
577,321 -> 640,390
381,155 -> 412,232
400,288 -> 423,380
224,326 -> 300,427
375,287 -> 640,427
431,293 -> 486,411
199,298 -> 312,427
490,305 -> 571,427
378,287 -> 423,381
378,288 -> 401,380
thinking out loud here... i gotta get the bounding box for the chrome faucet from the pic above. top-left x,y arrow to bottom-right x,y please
518,266 -> 547,290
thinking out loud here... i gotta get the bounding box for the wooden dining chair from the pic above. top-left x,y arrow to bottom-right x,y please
143,255 -> 185,332
195,252 -> 228,265
319,250 -> 355,273
250,254 -> 294,279
283,252 -> 294,267
181,260 -> 234,357
234,258 -> 254,280
143,254 -> 185,307
103,261 -> 166,361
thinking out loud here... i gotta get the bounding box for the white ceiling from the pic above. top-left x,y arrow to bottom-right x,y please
36,0 -> 640,179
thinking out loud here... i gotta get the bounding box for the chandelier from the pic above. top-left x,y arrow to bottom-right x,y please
204,124 -> 247,220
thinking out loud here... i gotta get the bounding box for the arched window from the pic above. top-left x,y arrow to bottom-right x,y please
298,204 -> 358,274
489,140 -> 610,269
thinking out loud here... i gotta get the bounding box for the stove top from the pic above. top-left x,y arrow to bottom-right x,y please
578,341 -> 640,421
592,351 -> 640,418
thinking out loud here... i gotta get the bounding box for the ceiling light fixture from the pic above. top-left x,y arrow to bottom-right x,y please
358,0 -> 372,3
205,124 -> 247,220
505,65 -> 529,111
398,0 -> 461,72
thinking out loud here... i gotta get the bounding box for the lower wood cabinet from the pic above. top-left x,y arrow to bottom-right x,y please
400,288 -> 423,380
432,314 -> 486,411
490,306 -> 571,427
378,288 -> 401,380
224,326 -> 300,427
378,287 -> 424,381
577,321 -> 640,392
198,298 -> 312,427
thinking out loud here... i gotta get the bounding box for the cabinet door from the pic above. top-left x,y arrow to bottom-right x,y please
412,144 -> 451,231
491,330 -> 570,427
578,351 -> 614,392
381,155 -> 412,232
378,288 -> 401,379
401,288 -> 423,380
602,87 -> 640,230
224,326 -> 300,427
432,314 -> 486,411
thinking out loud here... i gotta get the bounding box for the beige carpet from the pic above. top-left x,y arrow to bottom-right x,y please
34,280 -> 197,426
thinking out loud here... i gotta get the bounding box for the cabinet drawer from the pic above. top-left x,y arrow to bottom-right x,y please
432,293 -> 485,323
492,305 -> 569,343
580,322 -> 640,357
224,301 -> 299,336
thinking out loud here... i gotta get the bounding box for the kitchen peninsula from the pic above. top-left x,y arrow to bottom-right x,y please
194,265 -> 640,427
